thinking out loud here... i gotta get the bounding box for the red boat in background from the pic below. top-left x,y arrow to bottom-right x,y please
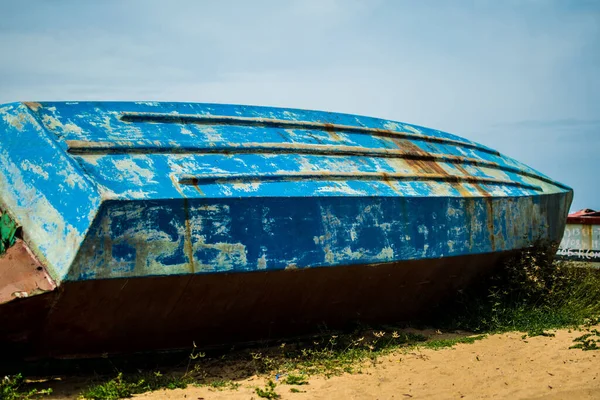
557,209 -> 600,266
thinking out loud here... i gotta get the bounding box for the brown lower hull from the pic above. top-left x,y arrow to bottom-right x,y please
0,251 -> 513,359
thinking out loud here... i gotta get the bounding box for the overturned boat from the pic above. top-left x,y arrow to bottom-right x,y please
0,101 -> 572,358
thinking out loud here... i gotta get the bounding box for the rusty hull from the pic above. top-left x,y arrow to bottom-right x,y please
1,249 -> 512,359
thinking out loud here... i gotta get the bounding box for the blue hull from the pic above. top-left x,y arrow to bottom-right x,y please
0,101 -> 572,357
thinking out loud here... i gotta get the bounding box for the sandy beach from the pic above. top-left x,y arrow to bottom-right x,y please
40,325 -> 598,400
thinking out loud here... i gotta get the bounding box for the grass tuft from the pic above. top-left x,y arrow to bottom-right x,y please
81,371 -> 190,400
255,380 -> 280,399
429,246 -> 600,335
283,374 -> 308,385
570,329 -> 600,351
0,374 -> 52,400
421,335 -> 486,350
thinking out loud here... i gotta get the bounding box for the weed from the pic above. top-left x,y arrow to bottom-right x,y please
199,379 -> 241,390
81,371 -> 191,400
290,387 -> 305,393
421,335 -> 486,350
570,329 -> 600,351
255,380 -> 280,399
270,330 -> 428,377
81,373 -> 137,400
283,374 -> 308,385
524,329 -> 555,338
0,374 -> 52,400
430,247 -> 600,335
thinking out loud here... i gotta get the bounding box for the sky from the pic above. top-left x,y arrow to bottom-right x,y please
0,0 -> 598,211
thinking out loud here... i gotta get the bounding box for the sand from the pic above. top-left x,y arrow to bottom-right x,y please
43,326 -> 599,400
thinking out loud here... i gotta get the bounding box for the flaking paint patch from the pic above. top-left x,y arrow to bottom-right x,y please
56,168 -> 88,190
349,227 -> 357,241
21,160 -> 49,179
23,102 -> 42,112
403,125 -> 423,135
1,111 -> 25,130
313,233 -> 332,245
341,246 -> 363,260
181,127 -> 193,136
377,246 -> 394,260
195,237 -> 248,271
232,182 -> 261,192
200,127 -> 224,142
39,114 -> 83,136
317,182 -> 366,196
324,245 -> 335,264
257,253 -> 267,270
383,121 -> 402,131
113,158 -> 156,186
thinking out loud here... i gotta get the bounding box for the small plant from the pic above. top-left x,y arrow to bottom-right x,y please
283,374 -> 308,385
81,373 -> 139,400
570,329 -> 600,351
202,379 -> 241,390
81,371 -> 191,399
0,212 -> 18,255
0,374 -> 52,400
255,380 -> 280,399
421,335 -> 486,350
524,328 -> 555,338
430,246 -> 600,335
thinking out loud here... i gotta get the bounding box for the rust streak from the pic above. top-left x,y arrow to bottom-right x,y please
452,164 -> 491,198
182,198 -> 196,274
324,123 -> 342,142
119,112 -> 499,156
451,182 -> 472,198
192,183 -> 205,196
178,172 -> 542,191
23,102 -> 43,112
485,199 -> 496,251
380,172 -> 401,194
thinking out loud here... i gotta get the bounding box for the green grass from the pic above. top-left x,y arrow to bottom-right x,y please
421,335 -> 486,350
430,247 -> 600,336
255,380 -> 280,399
81,372 -> 190,400
0,374 -> 52,400
254,331 -> 430,378
570,329 -> 600,351
283,374 -> 309,385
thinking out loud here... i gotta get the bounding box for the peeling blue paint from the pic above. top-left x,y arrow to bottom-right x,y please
0,102 -> 572,285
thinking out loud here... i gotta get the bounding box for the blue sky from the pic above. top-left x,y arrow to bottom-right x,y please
1,0 -> 598,211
